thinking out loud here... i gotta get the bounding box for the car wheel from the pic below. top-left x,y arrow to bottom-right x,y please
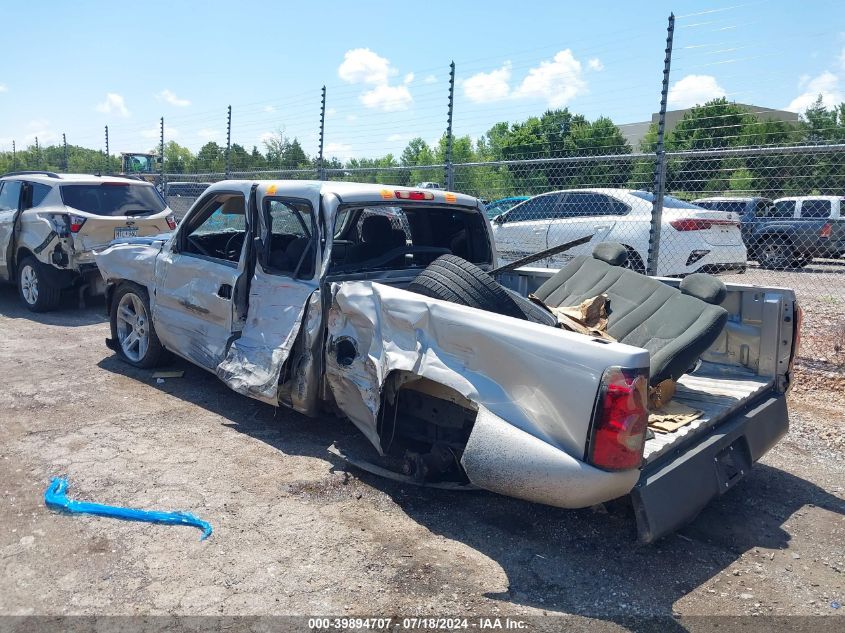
758,238 -> 793,270
17,256 -> 61,312
110,283 -> 167,368
623,248 -> 646,274
407,255 -> 528,321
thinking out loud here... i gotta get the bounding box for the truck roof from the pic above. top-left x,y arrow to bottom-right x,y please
206,179 -> 480,208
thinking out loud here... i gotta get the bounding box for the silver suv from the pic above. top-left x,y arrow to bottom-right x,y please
0,171 -> 176,311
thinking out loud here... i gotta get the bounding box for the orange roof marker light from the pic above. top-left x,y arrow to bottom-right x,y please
444,192 -> 457,203
395,190 -> 434,201
380,189 -> 394,200
266,184 -> 278,195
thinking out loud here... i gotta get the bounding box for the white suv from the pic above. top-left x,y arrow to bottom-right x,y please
0,171 -> 176,311
490,188 -> 747,276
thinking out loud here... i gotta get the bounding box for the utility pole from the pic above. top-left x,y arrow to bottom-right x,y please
444,61 -> 456,190
318,86 -> 327,180
646,13 -> 675,276
63,133 -> 68,171
159,117 -> 165,189
225,105 -> 232,178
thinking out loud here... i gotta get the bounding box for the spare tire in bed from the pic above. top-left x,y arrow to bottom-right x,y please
408,255 -> 538,322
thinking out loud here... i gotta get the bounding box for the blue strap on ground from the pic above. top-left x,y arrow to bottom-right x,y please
44,477 -> 212,541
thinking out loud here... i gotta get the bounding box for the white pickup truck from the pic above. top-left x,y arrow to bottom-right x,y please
94,180 -> 797,542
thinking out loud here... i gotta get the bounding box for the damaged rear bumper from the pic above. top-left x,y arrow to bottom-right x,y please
631,393 -> 788,543
460,407 -> 641,509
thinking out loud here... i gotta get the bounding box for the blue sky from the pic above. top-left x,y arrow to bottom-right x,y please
1,0 -> 844,161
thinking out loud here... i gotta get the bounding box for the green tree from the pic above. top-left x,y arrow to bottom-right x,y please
163,141 -> 194,174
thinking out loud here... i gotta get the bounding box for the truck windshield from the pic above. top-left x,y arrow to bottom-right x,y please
61,183 -> 166,217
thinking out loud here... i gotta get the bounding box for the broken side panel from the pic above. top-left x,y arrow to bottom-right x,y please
325,280 -> 650,458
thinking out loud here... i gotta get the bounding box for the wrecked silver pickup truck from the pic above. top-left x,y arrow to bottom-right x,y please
95,180 -> 798,542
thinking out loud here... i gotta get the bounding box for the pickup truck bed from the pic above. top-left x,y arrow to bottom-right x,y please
643,368 -> 773,464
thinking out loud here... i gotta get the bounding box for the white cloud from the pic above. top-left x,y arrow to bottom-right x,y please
338,48 -> 394,85
514,50 -> 587,107
463,62 -> 512,103
360,84 -> 412,112
339,48 -> 412,111
24,119 -> 57,144
197,128 -> 220,142
588,58 -> 604,71
264,105 -> 275,113
325,107 -> 337,117
423,74 -> 437,84
325,141 -> 353,161
141,123 -> 178,139
158,89 -> 190,107
0,84 -> 7,93
96,93 -> 130,117
387,133 -> 411,142
667,74 -> 726,109
346,114 -> 358,122
787,71 -> 843,112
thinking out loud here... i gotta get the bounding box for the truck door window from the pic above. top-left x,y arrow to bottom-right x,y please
265,198 -> 315,278
182,193 -> 247,264
799,199 -> 831,219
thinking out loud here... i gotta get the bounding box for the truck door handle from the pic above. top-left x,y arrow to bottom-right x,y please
217,283 -> 233,299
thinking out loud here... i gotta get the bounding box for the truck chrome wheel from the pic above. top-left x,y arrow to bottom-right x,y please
116,292 -> 150,362
20,264 -> 38,305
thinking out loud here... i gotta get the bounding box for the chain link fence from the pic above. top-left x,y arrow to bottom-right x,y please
164,143 -> 845,365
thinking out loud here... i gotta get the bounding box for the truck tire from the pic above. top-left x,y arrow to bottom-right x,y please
757,237 -> 794,270
408,255 -> 527,320
109,282 -> 168,368
17,256 -> 61,312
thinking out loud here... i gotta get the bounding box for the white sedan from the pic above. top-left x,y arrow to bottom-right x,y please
490,188 -> 747,276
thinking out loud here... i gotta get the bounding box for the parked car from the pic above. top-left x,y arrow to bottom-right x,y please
694,195 -> 845,269
0,171 -> 176,311
95,180 -> 796,542
415,182 -> 442,190
485,196 -> 529,219
165,181 -> 211,219
490,188 -> 746,276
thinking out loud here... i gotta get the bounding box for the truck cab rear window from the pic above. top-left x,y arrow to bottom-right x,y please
61,183 -> 166,217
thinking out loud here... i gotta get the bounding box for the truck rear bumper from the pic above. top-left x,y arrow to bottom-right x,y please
631,393 -> 788,543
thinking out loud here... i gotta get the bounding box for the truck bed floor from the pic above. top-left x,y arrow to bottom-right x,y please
643,370 -> 774,465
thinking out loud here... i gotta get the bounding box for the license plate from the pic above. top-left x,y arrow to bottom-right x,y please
114,227 -> 138,239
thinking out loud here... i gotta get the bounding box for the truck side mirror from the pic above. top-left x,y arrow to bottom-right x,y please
494,214 -> 505,225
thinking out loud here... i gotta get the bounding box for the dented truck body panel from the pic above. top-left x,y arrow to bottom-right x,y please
325,280 -> 649,458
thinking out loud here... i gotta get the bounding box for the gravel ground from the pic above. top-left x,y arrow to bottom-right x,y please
0,282 -> 842,624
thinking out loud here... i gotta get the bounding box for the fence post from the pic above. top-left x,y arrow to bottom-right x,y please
646,12 -> 675,276
62,133 -> 68,171
35,137 -> 40,169
104,126 -> 110,173
225,105 -> 232,178
159,117 -> 165,190
11,141 -> 15,170
444,61 -> 455,190
318,85 -> 326,180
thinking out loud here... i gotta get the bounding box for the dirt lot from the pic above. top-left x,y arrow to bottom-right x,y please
0,282 -> 843,624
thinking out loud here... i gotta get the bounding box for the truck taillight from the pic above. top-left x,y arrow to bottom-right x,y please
820,223 -> 832,238
166,214 -> 177,230
69,215 -> 86,233
395,190 -> 434,200
588,367 -> 649,471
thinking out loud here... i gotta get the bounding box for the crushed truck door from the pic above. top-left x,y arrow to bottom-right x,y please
152,183 -> 256,370
216,182 -> 323,405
